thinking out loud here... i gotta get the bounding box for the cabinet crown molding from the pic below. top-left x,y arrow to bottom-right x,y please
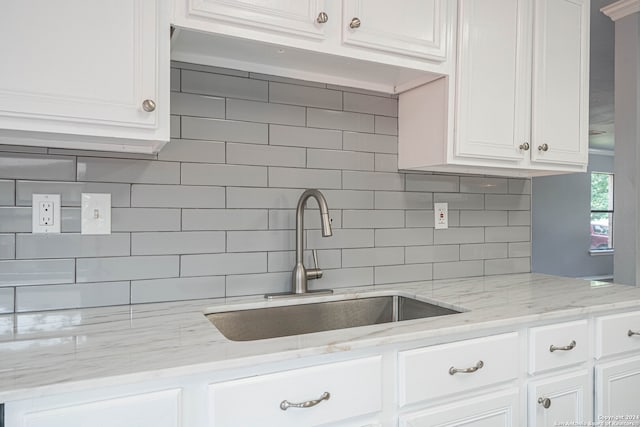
601,0 -> 640,21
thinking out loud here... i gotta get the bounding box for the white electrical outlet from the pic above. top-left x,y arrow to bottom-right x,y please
81,193 -> 111,235
434,202 -> 448,229
32,194 -> 61,233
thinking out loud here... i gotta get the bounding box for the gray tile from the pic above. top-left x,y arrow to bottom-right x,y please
313,267 -> 373,290
112,208 -> 181,231
485,257 -> 530,275
16,181 -> 131,207
434,193 -> 485,210
485,194 -> 531,210
268,209 -> 342,230
0,144 -> 47,154
509,242 -> 531,258
157,138 -> 225,163
16,234 -> 130,259
182,209 -> 268,231
182,163 -> 267,187
0,180 -> 15,205
0,207 -> 32,232
16,282 -> 130,312
375,154 -> 398,172
320,190 -> 374,209
227,230 -> 294,252
47,148 -> 157,160
0,234 -> 15,259
268,249 -> 341,272
270,125 -> 342,149
509,211 -> 531,226
0,287 -> 14,313
61,208 -> 81,232
172,61 -> 249,77
433,261 -> 484,280
227,143 -> 306,167
485,226 -> 531,243
405,245 -> 460,264
227,187 -> 313,209
342,210 -> 404,228
77,157 -> 180,184
406,174 -> 459,192
343,132 -> 398,154
306,149 -> 371,171
326,84 -> 392,97
269,167 -> 342,189
0,259 -> 75,286
460,243 -> 508,260
170,115 -> 181,138
226,272 -> 290,297
131,276 -> 225,303
405,210 -> 435,228
375,228 -> 433,247
131,185 -> 225,208
170,91 -> 225,118
307,229 -> 374,249
459,211 -> 508,227
375,263 -> 432,284
131,231 -> 225,255
375,116 -> 398,135
0,153 -> 75,181
344,92 -> 398,117
434,228 -> 484,244
342,247 -> 404,268
307,109 -> 374,132
375,191 -> 432,210
170,68 -> 180,91
227,98 -> 305,126
181,116 -> 268,144
509,179 -> 532,195
250,72 -> 326,88
76,256 -> 178,282
460,177 -> 508,194
269,82 -> 341,109
181,69 -> 268,101
181,252 -> 266,277
343,171 -> 404,191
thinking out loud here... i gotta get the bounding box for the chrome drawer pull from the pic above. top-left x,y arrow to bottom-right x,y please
280,392 -> 330,410
549,340 -> 576,352
628,329 -> 640,337
449,360 -> 484,375
538,397 -> 551,409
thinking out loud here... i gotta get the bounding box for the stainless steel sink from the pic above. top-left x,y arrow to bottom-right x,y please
206,295 -> 461,341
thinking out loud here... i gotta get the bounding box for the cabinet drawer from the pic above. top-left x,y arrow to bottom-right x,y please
208,356 -> 382,427
398,333 -> 519,407
596,310 -> 640,359
529,320 -> 589,374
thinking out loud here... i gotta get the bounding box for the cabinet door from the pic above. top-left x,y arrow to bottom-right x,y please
0,0 -> 168,144
595,356 -> 640,417
341,0 -> 448,61
530,0 -> 588,166
528,371 -> 591,427
454,0 -> 531,163
186,0 -> 327,39
399,389 -> 519,427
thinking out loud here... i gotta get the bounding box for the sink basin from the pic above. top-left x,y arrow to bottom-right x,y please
206,295 -> 461,341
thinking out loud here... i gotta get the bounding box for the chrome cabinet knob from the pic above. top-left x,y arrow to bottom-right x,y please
142,99 -> 156,112
519,142 -> 530,151
538,143 -> 549,152
538,397 -> 551,409
349,17 -> 361,29
316,12 -> 328,24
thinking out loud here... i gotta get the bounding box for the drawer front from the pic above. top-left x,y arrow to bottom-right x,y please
398,332 -> 519,407
529,320 -> 589,374
596,310 -> 640,359
208,356 -> 382,427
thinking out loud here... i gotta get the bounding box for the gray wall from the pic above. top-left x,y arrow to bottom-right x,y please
0,62 -> 532,313
532,153 -> 614,278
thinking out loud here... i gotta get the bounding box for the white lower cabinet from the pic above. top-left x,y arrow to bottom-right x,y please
595,355 -> 640,417
527,371 -> 591,427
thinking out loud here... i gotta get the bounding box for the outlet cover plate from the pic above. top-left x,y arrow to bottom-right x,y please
434,202 -> 448,229
32,194 -> 61,233
81,193 -> 111,235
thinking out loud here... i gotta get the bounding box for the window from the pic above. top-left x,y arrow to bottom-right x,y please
590,172 -> 614,251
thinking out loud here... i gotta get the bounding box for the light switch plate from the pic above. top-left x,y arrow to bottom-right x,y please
434,202 -> 448,229
81,193 -> 111,235
32,194 -> 61,233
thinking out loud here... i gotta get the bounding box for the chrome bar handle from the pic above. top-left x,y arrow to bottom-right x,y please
538,397 -> 551,409
628,329 -> 640,337
280,392 -> 330,410
549,340 -> 576,352
449,360 -> 484,375
306,250 -> 323,280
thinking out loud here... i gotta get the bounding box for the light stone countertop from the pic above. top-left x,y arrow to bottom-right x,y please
2,273 -> 640,402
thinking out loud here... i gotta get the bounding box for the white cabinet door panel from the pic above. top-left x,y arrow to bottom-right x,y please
528,371 -> 591,427
595,356 -> 640,417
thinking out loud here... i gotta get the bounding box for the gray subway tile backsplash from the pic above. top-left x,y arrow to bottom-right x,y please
0,62 -> 531,312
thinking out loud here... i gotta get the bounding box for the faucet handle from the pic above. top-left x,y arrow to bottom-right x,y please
312,250 -> 320,269
307,250 -> 323,280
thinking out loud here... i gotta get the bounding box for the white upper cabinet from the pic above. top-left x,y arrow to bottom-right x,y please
0,0 -> 169,153
171,0 -> 455,93
399,0 -> 589,177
